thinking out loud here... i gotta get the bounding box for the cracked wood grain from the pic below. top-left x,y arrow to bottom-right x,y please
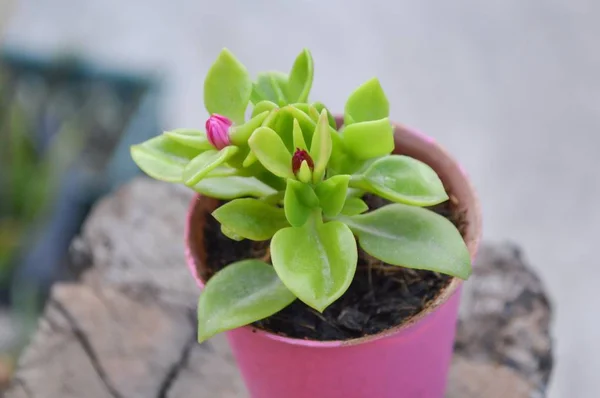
49,299 -> 124,398
156,317 -> 196,398
4,179 -> 553,398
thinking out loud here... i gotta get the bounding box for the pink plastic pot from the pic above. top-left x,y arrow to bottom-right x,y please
185,120 -> 482,398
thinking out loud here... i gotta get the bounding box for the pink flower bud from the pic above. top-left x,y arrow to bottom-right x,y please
292,148 -> 314,174
205,114 -> 232,149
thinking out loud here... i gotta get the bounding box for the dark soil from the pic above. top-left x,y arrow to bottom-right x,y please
203,195 -> 467,341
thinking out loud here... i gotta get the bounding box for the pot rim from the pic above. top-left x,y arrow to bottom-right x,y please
184,120 -> 482,348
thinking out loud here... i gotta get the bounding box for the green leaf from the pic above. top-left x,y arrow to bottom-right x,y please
248,127 -> 294,179
212,199 -> 289,240
284,180 -> 319,227
192,176 -> 276,199
292,118 -> 308,150
253,72 -> 288,106
197,260 -> 296,342
224,145 -> 252,169
204,48 -> 252,124
271,221 -> 357,312
250,86 -> 264,105
271,108 -> 295,151
252,100 -> 278,117
242,150 -> 258,168
297,161 -> 312,184
261,108 -> 280,129
328,130 -> 352,175
290,103 -> 310,114
283,105 -> 317,148
163,129 -> 213,151
286,49 -> 314,103
229,111 -> 270,145
342,118 -> 394,160
261,191 -> 285,205
203,164 -> 239,177
312,102 -> 337,129
353,155 -> 448,206
221,225 -> 244,241
308,106 -> 320,122
340,197 -> 369,216
130,135 -> 200,182
183,146 -> 239,186
344,77 -> 389,125
341,204 -> 471,279
285,105 -> 316,129
310,110 -> 332,183
315,175 -> 350,218
347,187 -> 365,197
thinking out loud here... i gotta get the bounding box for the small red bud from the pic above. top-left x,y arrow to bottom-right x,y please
292,148 -> 314,174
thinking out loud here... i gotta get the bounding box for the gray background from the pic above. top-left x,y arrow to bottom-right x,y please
2,0 -> 599,396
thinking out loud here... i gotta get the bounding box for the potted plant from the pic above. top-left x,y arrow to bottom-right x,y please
130,48 -> 482,398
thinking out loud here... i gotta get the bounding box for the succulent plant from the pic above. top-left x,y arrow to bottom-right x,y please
130,49 -> 471,342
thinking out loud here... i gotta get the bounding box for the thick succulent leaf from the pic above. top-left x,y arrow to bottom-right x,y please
284,105 -> 317,148
248,127 -> 294,179
230,111 -> 270,145
347,187 -> 365,198
292,118 -> 308,150
192,176 -> 276,199
286,49 -> 314,103
269,72 -> 290,105
224,145 -> 252,170
253,72 -> 288,106
252,100 -> 278,117
284,179 -> 319,227
353,155 -> 448,206
328,130 -> 353,175
130,135 -> 200,182
250,87 -> 264,105
341,204 -> 471,279
204,49 -> 252,124
242,150 -> 258,168
290,103 -> 310,114
212,199 -> 289,240
197,260 -> 296,342
344,77 -> 389,125
163,129 -> 213,151
271,108 -> 295,151
312,102 -> 337,128
308,106 -> 320,122
203,164 -> 239,177
297,161 -> 312,184
221,225 -> 244,241
340,197 -> 369,216
271,221 -> 358,312
183,146 -> 239,186
315,175 -> 350,218
310,110 -> 332,182
342,118 -> 394,160
261,109 -> 280,129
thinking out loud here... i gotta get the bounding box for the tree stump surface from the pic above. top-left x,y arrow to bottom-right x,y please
4,179 -> 553,398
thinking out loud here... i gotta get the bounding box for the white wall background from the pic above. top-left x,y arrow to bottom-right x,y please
3,0 -> 600,396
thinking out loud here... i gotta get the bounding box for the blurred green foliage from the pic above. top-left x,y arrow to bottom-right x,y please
0,56 -> 152,387
0,69 -> 83,286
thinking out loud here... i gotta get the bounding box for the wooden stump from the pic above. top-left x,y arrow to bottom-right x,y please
4,179 -> 553,398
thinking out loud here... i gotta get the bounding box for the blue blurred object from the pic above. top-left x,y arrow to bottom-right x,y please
0,49 -> 162,310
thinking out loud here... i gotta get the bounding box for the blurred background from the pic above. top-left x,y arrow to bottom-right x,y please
0,0 -> 598,396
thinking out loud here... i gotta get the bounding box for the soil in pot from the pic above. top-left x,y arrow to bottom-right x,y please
203,195 -> 467,341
